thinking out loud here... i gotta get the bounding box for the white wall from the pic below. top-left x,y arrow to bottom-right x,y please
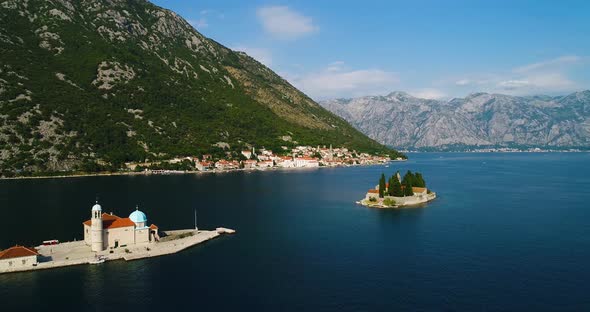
0,255 -> 37,270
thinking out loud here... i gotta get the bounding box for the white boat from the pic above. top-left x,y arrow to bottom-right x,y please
89,256 -> 106,264
216,227 -> 236,234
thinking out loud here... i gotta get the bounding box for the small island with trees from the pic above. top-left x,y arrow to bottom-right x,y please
360,170 -> 436,208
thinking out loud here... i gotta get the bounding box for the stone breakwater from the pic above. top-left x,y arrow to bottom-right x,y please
0,229 -> 232,274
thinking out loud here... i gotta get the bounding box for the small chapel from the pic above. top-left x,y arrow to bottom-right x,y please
83,202 -> 159,252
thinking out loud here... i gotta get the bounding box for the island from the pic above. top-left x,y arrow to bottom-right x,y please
359,171 -> 436,208
0,201 -> 234,274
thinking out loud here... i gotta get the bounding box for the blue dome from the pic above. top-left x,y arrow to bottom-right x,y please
92,203 -> 102,211
129,209 -> 147,223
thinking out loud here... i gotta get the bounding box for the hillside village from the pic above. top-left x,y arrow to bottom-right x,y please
126,145 -> 399,173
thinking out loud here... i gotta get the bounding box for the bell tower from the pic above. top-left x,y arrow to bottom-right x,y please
91,201 -> 104,252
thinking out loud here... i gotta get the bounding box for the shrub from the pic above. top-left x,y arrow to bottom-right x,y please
369,197 -> 377,202
383,198 -> 396,207
177,232 -> 195,239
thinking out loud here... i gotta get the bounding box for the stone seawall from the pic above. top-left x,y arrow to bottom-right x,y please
0,229 -> 228,274
360,192 -> 436,208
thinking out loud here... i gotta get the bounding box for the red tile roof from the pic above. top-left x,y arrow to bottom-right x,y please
149,224 -> 159,230
0,245 -> 38,260
367,189 -> 379,194
412,187 -> 427,193
399,186 -> 427,193
83,213 -> 136,229
297,157 -> 318,161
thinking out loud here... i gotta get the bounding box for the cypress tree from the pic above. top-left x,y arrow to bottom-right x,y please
414,172 -> 426,187
387,176 -> 394,196
402,170 -> 413,185
404,179 -> 414,196
378,173 -> 386,198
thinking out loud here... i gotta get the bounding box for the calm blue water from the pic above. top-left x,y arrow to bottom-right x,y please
1,153 -> 589,311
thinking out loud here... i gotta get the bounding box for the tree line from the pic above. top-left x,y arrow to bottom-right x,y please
378,170 -> 426,198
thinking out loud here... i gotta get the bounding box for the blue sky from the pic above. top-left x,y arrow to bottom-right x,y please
151,0 -> 590,100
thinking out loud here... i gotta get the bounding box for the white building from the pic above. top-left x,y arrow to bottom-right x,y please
83,202 -> 159,251
195,161 -> 213,171
276,156 -> 294,168
294,157 -> 319,168
0,246 -> 38,270
243,159 -> 258,169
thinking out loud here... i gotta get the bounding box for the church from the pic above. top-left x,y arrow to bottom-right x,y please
83,202 -> 159,252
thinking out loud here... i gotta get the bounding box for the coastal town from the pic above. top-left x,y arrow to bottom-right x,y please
126,145 -> 400,174
0,201 -> 234,274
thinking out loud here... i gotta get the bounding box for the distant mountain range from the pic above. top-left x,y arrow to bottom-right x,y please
0,0 -> 396,175
320,91 -> 590,151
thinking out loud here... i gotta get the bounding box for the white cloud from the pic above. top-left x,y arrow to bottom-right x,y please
287,62 -> 399,99
452,55 -> 585,95
232,46 -> 273,66
455,79 -> 471,86
513,55 -> 581,73
257,6 -> 318,40
410,89 -> 447,99
189,18 -> 208,29
497,73 -> 575,93
497,79 -> 530,90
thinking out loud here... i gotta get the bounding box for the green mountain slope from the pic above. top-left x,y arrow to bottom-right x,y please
0,0 -> 400,175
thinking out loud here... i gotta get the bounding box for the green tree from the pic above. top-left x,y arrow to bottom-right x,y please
391,174 -> 404,196
414,172 -> 426,187
387,176 -> 394,196
378,173 -> 386,198
402,170 -> 414,185
404,179 -> 414,196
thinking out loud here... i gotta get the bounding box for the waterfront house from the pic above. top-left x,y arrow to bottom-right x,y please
215,160 -> 230,170
294,157 -> 319,168
243,159 -> 258,169
365,189 -> 380,201
277,156 -> 294,168
0,246 -> 38,270
195,161 -> 213,171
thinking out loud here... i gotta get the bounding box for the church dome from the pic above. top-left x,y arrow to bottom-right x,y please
92,203 -> 102,211
129,209 -> 147,223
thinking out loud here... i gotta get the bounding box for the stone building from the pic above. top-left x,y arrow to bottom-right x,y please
83,202 -> 159,252
0,245 -> 38,270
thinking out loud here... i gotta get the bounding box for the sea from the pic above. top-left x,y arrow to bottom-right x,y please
1,153 -> 589,311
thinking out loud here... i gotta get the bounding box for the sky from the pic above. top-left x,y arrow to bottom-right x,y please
151,0 -> 590,100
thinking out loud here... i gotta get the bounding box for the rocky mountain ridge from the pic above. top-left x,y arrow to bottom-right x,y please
0,0 -> 396,175
320,90 -> 590,150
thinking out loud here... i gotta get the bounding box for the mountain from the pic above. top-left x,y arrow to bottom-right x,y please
320,91 -> 590,151
0,0 -> 399,175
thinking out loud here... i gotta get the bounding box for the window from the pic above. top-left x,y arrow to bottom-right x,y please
22,260 -> 26,265
8,261 -> 12,266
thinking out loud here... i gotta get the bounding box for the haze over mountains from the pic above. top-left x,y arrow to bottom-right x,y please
0,0 -> 394,174
320,90 -> 590,151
